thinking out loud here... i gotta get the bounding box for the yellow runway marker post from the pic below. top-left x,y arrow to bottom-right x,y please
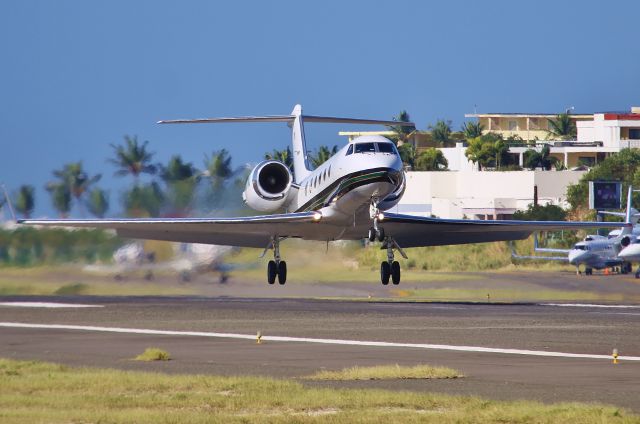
613,349 -> 619,364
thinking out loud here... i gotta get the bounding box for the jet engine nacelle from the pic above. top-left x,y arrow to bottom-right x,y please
243,160 -> 293,212
620,235 -> 632,248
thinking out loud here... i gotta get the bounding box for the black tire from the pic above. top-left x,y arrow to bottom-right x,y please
380,262 -> 390,285
277,261 -> 287,285
585,268 -> 593,276
267,260 -> 277,284
377,227 -> 385,242
368,227 -> 376,242
391,261 -> 401,285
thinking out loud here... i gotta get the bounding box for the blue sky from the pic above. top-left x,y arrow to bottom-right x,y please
2,0 -> 640,217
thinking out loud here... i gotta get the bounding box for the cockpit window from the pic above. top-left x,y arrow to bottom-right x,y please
346,145 -> 353,155
354,142 -> 376,153
573,244 -> 588,251
376,143 -> 396,154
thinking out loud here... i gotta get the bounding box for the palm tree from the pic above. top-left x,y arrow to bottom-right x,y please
204,149 -> 234,190
87,188 -> 109,218
414,148 -> 448,171
109,135 -> 157,183
397,143 -> 417,170
389,110 -> 416,145
546,113 -> 576,140
160,155 -> 199,216
46,183 -> 71,218
461,121 -> 484,139
310,145 -> 338,168
124,182 -> 164,218
264,147 -> 294,171
429,120 -> 452,145
49,162 -> 101,215
524,145 -> 557,170
14,185 -> 35,219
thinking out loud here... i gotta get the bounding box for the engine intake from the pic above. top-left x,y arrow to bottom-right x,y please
621,235 -> 632,248
243,160 -> 293,212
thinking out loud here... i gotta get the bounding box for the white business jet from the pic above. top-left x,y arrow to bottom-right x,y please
18,105 -> 626,285
512,187 -> 638,275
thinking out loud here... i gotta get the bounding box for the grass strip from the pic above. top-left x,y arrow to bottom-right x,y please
134,348 -> 171,361
304,364 -> 463,380
0,358 -> 636,423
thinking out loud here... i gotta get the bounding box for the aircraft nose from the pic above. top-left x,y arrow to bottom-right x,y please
568,249 -> 585,265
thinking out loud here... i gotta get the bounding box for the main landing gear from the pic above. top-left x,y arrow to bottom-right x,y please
379,238 -> 407,285
263,236 -> 287,285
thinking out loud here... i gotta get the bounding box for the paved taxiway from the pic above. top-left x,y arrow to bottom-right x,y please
1,295 -> 640,411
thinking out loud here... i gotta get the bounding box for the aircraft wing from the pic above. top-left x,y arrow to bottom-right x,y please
380,213 -> 629,248
18,212 -> 318,248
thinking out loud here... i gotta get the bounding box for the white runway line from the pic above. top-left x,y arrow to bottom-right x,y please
1,322 -> 639,361
0,302 -> 103,309
542,303 -> 640,309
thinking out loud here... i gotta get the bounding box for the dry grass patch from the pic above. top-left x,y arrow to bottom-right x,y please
0,358 -> 636,423
134,348 -> 171,361
305,364 -> 463,381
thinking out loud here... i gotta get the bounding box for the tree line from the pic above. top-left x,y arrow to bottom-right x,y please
2,112 -> 580,219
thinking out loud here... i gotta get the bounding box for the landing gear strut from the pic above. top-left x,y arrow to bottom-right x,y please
379,238 -> 407,286
264,236 -> 287,285
368,198 -> 385,242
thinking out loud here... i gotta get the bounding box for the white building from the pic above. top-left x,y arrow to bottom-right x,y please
393,170 -> 585,220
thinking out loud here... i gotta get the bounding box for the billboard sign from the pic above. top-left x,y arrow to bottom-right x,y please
588,181 -> 622,210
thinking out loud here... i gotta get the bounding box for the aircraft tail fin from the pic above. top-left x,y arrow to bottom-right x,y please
1,184 -> 16,222
290,105 -> 311,182
625,185 -> 633,226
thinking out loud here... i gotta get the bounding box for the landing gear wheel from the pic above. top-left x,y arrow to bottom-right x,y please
380,262 -> 390,285
377,227 -> 385,242
277,261 -> 287,285
391,261 -> 401,285
368,227 -> 377,242
267,260 -> 277,284
585,268 -> 593,276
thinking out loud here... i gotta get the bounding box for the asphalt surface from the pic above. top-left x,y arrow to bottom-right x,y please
1,295 -> 640,411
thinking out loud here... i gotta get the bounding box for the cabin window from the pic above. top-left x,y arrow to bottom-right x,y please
376,143 -> 396,154
323,169 -> 327,180
354,142 -> 376,154
328,166 -> 331,178
346,145 -> 353,155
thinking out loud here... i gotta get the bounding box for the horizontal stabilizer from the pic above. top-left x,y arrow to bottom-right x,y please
158,115 -> 414,127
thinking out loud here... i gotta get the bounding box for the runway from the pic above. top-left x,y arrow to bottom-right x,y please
1,295 -> 640,411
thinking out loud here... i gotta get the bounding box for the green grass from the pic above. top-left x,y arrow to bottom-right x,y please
304,364 -> 463,381
0,358 -> 635,423
134,348 -> 171,361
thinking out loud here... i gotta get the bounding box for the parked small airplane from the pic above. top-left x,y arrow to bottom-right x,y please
512,187 -> 639,275
84,242 -> 239,283
17,105 -> 628,285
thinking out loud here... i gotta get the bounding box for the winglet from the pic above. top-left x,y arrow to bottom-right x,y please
0,184 -> 17,222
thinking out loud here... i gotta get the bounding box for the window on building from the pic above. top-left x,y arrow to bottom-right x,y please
530,118 -> 539,129
578,156 -> 595,167
508,120 -> 518,131
629,128 -> 640,139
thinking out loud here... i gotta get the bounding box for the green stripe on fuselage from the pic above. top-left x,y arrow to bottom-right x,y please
296,171 -> 389,212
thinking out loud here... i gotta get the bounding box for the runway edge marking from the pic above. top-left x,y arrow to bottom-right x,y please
1,322 -> 639,361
